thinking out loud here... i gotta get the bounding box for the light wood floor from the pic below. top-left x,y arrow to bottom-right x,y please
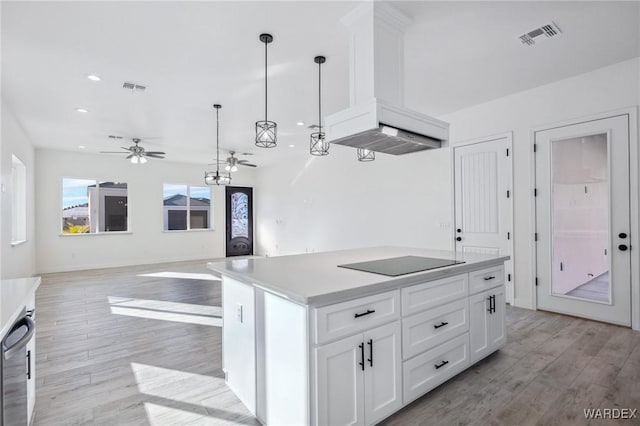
34,262 -> 640,425
566,272 -> 609,302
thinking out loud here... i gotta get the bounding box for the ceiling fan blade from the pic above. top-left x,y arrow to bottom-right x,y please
126,154 -> 134,159
120,146 -> 133,150
145,154 -> 165,159
144,151 -> 166,155
238,163 -> 257,168
100,151 -> 128,154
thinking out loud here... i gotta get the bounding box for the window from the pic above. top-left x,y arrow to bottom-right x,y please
62,178 -> 128,234
11,155 -> 27,244
163,184 -> 211,231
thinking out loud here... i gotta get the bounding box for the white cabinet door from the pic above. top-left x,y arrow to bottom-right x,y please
315,333 -> 365,426
363,321 -> 402,426
469,286 -> 505,364
469,290 -> 491,364
490,286 -> 506,349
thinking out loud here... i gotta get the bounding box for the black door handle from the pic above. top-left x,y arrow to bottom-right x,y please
433,321 -> 449,329
456,237 -> 462,242
487,296 -> 493,313
483,276 -> 496,281
354,309 -> 375,319
434,360 -> 449,369
358,343 -> 365,371
619,232 -> 628,239
619,244 -> 629,251
367,339 -> 373,367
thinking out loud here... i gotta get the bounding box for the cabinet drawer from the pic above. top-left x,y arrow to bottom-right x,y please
469,265 -> 505,295
313,290 -> 400,344
402,299 -> 469,360
403,333 -> 469,405
401,274 -> 468,316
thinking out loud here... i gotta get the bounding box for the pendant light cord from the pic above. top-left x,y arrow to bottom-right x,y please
216,107 -> 220,175
318,60 -> 322,133
264,40 -> 268,122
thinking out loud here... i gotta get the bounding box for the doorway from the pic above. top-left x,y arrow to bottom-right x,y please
535,114 -> 631,326
454,135 -> 514,303
225,186 -> 254,257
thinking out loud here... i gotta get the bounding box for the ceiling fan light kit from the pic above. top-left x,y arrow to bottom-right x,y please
255,33 -> 277,148
205,104 -> 231,186
100,137 -> 165,164
310,55 -> 329,157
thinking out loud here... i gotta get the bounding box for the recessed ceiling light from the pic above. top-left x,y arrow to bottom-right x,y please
289,144 -> 295,148
296,122 -> 305,126
75,108 -> 89,113
78,145 -> 86,149
87,74 -> 101,81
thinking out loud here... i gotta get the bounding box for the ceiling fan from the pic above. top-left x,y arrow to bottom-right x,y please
100,138 -> 166,164
211,150 -> 257,172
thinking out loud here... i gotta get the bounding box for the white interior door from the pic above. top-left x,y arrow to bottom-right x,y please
535,114 -> 631,326
454,137 -> 514,303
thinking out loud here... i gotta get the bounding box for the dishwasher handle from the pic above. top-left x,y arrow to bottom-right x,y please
2,315 -> 35,361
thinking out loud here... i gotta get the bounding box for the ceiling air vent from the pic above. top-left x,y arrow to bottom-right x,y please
519,22 -> 562,46
122,81 -> 147,92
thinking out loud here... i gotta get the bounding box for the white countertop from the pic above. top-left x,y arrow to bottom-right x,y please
1,277 -> 41,337
208,247 -> 509,306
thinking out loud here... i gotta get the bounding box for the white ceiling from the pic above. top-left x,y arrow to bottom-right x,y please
2,1 -> 639,166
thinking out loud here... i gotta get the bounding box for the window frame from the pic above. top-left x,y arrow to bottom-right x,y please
60,177 -> 131,236
162,183 -> 213,232
11,155 -> 27,245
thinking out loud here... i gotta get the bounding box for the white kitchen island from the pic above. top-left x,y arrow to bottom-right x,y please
207,247 -> 509,426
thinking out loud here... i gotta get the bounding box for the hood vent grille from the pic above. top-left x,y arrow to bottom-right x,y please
519,22 -> 562,46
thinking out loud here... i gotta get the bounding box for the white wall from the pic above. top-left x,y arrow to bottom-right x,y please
1,99 -> 37,279
255,143 -> 453,257
35,149 -> 255,273
255,57 -> 640,311
440,57 -> 640,309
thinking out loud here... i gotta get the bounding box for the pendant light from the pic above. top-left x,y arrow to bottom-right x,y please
357,148 -> 375,162
255,33 -> 277,148
310,55 -> 329,156
205,104 -> 231,186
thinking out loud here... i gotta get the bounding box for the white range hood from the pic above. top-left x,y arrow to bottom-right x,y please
325,2 -> 449,155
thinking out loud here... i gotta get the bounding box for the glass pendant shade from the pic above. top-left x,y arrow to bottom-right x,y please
310,132 -> 329,156
310,55 -> 329,156
357,148 -> 375,162
256,33 -> 277,148
139,156 -> 147,164
205,104 -> 230,186
205,171 -> 231,186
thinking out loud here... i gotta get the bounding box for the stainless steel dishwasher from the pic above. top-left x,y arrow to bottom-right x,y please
1,308 -> 35,426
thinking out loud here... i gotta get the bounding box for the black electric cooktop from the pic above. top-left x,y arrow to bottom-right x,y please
337,255 -> 465,277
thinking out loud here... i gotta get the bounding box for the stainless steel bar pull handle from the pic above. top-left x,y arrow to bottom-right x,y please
2,315 -> 35,361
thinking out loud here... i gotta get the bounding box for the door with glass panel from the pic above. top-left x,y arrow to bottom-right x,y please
225,186 -> 253,257
535,115 -> 631,326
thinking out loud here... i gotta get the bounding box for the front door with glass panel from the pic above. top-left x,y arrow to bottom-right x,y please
225,186 -> 253,257
535,115 -> 631,326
